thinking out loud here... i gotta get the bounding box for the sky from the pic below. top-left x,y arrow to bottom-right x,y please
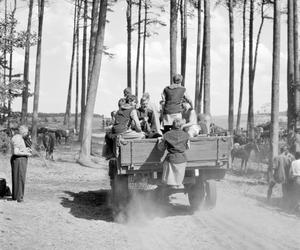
3,0 -> 290,117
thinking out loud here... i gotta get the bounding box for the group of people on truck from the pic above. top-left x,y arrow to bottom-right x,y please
103,73 -> 212,188
105,74 -> 211,142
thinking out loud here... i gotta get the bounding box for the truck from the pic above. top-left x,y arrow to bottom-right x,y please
108,135 -> 232,212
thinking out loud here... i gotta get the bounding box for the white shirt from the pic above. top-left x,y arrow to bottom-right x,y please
11,134 -> 31,156
290,159 -> 300,177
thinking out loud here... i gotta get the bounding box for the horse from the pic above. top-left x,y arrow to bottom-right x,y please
42,132 -> 55,160
55,129 -> 70,144
233,134 -> 249,145
231,141 -> 260,173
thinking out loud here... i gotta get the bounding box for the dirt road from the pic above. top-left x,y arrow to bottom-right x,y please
0,143 -> 299,250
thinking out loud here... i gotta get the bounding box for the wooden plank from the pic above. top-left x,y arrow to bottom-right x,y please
119,136 -> 232,166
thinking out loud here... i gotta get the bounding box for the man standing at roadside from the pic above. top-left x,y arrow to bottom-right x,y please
10,125 -> 32,202
267,145 -> 294,201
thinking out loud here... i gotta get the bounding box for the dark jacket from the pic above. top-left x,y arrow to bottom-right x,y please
164,129 -> 189,164
112,108 -> 133,135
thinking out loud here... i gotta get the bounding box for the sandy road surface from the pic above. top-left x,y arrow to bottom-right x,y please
0,142 -> 299,250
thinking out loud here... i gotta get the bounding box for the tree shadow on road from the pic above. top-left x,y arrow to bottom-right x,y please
60,190 -> 113,222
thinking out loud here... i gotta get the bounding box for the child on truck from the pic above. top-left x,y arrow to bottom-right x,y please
158,118 -> 190,189
103,97 -> 145,159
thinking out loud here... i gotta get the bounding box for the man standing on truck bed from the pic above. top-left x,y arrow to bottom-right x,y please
161,74 -> 193,133
158,118 -> 190,189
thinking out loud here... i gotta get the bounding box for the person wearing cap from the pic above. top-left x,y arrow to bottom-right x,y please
181,101 -> 200,137
10,125 -> 32,202
267,145 -> 295,201
161,74 -> 193,133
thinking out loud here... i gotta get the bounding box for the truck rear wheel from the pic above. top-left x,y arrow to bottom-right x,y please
205,180 -> 217,209
188,181 -> 205,211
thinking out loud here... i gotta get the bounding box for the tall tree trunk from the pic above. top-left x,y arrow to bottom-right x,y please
135,0 -> 142,99
252,2 -> 265,84
247,0 -> 254,140
203,0 -> 210,114
236,0 -> 247,132
64,0 -> 78,128
32,0 -> 45,144
79,0 -> 88,141
142,0 -> 147,93
75,0 -> 82,133
199,31 -> 206,114
270,0 -> 280,160
294,0 -> 300,130
180,0 -> 187,86
126,0 -> 132,88
21,0 -> 34,125
195,0 -> 201,113
287,0 -> 294,131
3,0 -> 7,87
7,0 -> 17,125
87,0 -> 100,93
78,0 -> 108,164
228,0 -> 234,134
170,0 -> 178,84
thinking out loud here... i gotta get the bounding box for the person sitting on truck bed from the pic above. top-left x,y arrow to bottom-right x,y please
103,98 -> 145,159
137,94 -> 162,138
160,74 -> 193,133
157,118 -> 190,189
123,87 -> 132,99
181,102 -> 200,137
197,113 -> 212,135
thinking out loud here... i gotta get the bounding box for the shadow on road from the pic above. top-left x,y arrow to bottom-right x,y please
60,189 -> 193,223
245,193 -> 300,217
60,190 -> 113,222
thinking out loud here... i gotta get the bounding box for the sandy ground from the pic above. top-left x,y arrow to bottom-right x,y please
0,140 -> 300,250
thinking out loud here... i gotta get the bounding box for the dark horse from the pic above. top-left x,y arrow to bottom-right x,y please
231,141 -> 260,173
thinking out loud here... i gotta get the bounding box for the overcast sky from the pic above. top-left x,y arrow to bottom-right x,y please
5,0 -> 289,117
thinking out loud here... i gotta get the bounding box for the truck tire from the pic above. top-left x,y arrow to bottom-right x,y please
188,181 -> 205,211
205,180 -> 217,209
112,175 -> 129,214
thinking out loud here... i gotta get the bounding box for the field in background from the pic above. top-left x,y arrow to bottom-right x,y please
5,112 -> 286,132
212,112 -> 287,129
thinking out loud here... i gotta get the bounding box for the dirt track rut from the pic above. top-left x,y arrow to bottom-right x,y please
0,152 -> 299,250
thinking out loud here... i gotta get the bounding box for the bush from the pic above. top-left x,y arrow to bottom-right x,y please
0,132 -> 10,154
